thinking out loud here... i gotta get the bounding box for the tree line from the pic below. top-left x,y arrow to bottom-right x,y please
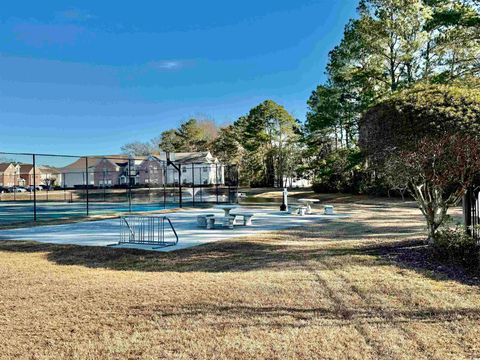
305,0 -> 479,193
121,101 -> 302,188
123,0 -> 479,192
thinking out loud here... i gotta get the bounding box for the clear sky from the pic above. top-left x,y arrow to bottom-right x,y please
1,0 -> 358,155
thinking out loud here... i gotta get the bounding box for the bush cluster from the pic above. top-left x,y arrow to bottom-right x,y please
359,84 -> 480,167
311,148 -> 401,196
433,225 -> 480,269
311,148 -> 365,194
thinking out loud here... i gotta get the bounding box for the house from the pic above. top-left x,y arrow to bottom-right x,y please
18,164 -> 43,187
0,162 -> 63,188
92,158 -> 125,187
0,163 -> 20,187
59,155 -> 143,188
119,157 -> 144,186
283,176 -> 312,189
138,155 -> 165,185
58,151 -> 225,188
38,166 -> 63,187
59,157 -> 98,188
137,151 -> 224,186
88,155 -> 144,187
165,152 -> 224,186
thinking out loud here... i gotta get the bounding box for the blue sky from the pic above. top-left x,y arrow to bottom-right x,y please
1,0 -> 358,155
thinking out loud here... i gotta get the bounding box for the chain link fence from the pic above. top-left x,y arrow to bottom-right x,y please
0,152 -> 238,227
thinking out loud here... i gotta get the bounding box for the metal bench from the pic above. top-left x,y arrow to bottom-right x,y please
289,205 -> 307,216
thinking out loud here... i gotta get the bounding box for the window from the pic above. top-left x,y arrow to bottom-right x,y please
202,167 -> 208,173
182,167 -> 187,173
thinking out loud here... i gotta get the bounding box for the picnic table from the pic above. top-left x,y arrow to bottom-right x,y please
298,198 -> 320,214
214,204 -> 240,217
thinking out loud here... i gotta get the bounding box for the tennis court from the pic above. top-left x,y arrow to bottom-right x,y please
0,191 -> 234,226
0,201 -> 178,225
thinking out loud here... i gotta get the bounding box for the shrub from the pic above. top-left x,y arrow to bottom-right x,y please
359,84 -> 480,242
359,83 -> 480,166
433,224 -> 480,269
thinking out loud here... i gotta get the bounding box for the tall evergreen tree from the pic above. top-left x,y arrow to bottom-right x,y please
236,100 -> 300,187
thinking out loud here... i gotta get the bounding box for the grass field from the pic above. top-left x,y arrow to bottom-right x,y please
0,195 -> 478,359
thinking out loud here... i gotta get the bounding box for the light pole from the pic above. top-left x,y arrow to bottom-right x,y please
166,152 -> 182,208
280,187 -> 288,211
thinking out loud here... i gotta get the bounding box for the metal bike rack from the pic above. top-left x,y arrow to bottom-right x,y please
119,215 -> 179,248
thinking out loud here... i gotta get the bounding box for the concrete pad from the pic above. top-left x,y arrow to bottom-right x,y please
0,207 -> 350,252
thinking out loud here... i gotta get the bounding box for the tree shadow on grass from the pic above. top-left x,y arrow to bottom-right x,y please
377,240 -> 480,286
0,239 -> 357,273
0,235 -> 478,287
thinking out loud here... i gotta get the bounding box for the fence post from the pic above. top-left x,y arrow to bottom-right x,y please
33,154 -> 37,222
128,158 -> 132,213
475,188 -> 480,242
147,168 -> 151,203
85,156 -> 89,216
464,188 -> 472,236
163,166 -> 166,209
192,163 -> 195,207
227,165 -> 232,204
236,165 -> 240,203
215,163 -> 219,204
103,169 -> 106,202
13,167 -> 16,201
179,163 -> 182,208
200,166 -> 203,202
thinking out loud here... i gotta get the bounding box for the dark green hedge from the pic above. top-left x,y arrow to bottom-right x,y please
359,84 -> 480,164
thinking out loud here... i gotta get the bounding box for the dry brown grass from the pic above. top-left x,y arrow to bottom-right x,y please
0,197 -> 478,359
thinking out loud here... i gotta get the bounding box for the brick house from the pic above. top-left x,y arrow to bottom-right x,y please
138,155 -> 165,186
58,152 -> 225,188
92,158 -> 125,187
18,164 -> 43,187
59,155 -> 141,188
0,163 -> 20,187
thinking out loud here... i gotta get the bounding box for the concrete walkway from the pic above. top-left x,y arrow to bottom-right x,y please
0,207 -> 349,252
